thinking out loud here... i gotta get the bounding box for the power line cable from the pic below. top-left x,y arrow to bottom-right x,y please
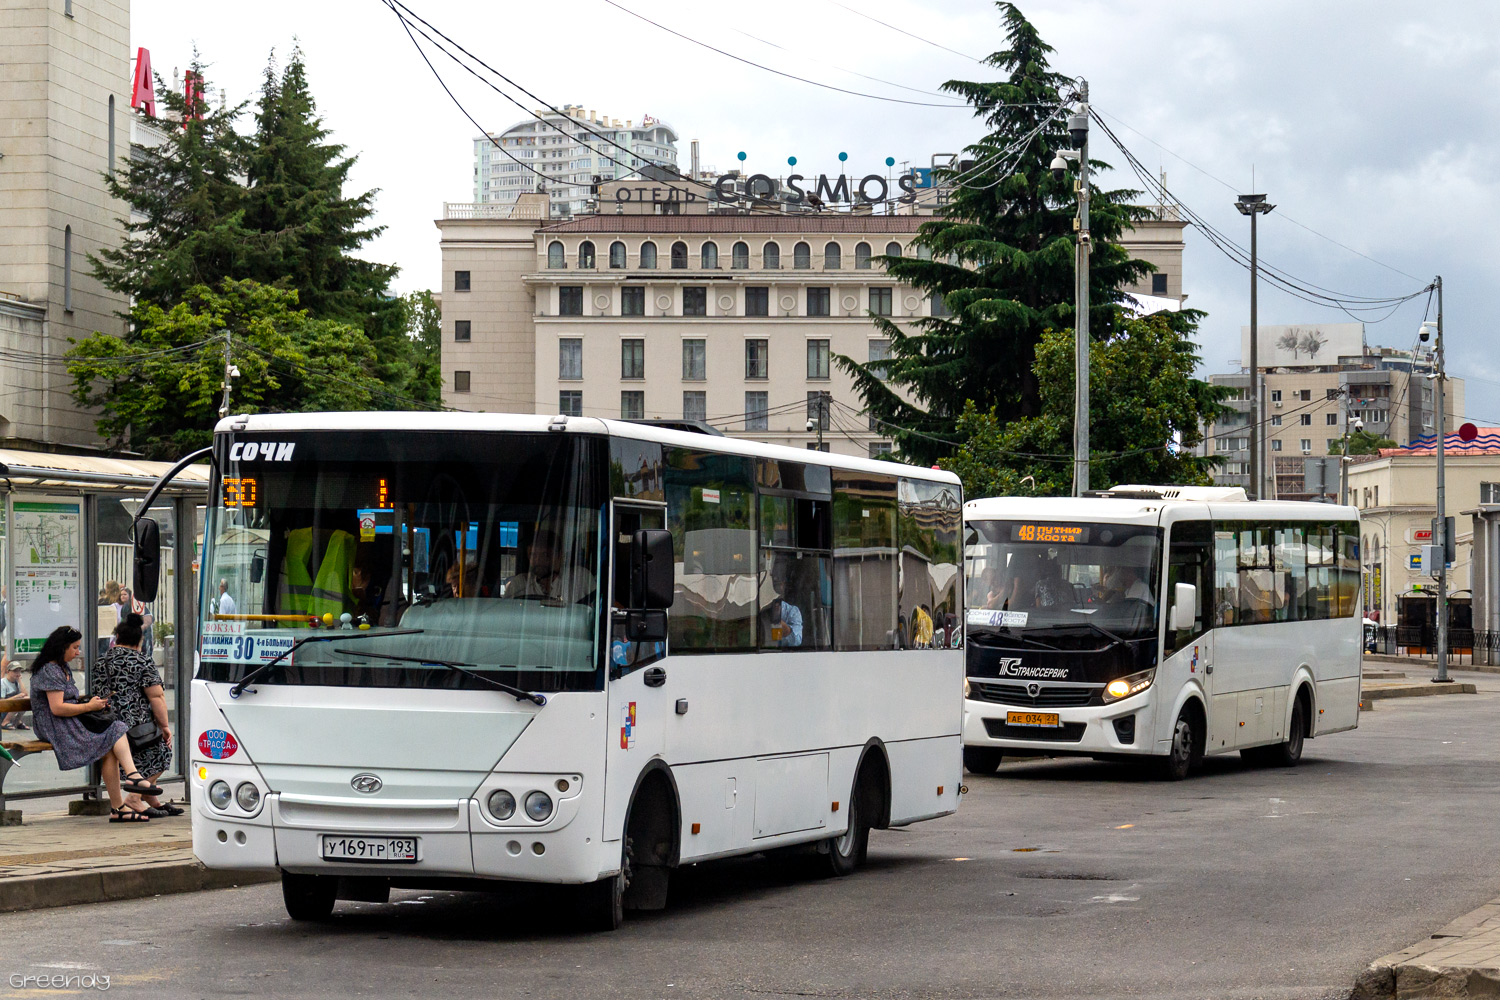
821,0 -> 987,64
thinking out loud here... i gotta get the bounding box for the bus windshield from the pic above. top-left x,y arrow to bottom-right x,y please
964,519 -> 1162,641
198,431 -> 607,692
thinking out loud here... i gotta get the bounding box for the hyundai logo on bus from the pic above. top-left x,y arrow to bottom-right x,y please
350,773 -> 383,794
997,659 -> 1069,680
229,441 -> 296,462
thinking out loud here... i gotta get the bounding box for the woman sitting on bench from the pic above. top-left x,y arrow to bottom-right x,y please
27,625 -> 162,823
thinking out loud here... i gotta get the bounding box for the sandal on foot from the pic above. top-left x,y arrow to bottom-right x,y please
142,805 -> 173,819
121,773 -> 162,796
158,803 -> 185,816
109,807 -> 150,823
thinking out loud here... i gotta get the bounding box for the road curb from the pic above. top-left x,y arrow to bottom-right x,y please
1365,654 -> 1500,674
1361,682 -> 1477,704
1353,900 -> 1500,999
0,861 -> 278,915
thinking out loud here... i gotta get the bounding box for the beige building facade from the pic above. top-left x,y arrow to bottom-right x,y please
439,187 -> 1189,458
1346,442 -> 1500,625
0,0 -> 133,449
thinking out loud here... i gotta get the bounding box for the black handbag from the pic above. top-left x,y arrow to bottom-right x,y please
73,701 -> 119,734
126,721 -> 164,749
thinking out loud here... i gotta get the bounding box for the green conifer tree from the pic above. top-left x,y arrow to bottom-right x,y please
242,48 -> 409,393
837,2 -> 1153,464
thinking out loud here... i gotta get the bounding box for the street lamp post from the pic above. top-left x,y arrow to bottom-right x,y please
1236,193 -> 1275,500
1428,278 -> 1451,683
1340,414 -> 1363,505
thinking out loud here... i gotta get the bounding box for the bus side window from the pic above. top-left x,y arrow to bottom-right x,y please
1165,520 -> 1212,655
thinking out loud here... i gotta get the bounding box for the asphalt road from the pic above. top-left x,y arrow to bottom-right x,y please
6,674 -> 1500,1000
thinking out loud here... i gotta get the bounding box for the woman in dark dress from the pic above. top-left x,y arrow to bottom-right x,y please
96,614 -> 177,817
27,625 -> 162,823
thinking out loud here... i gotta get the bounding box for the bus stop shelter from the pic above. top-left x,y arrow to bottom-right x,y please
0,449 -> 209,811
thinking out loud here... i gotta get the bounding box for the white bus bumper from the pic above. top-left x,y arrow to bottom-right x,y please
962,693 -> 1157,756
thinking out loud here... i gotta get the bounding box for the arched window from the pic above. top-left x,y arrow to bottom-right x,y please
640,241 -> 658,269
671,241 -> 688,269
731,241 -> 750,269
547,241 -> 565,268
885,241 -> 902,258
701,241 -> 719,269
854,242 -> 872,269
579,240 -> 596,269
824,242 -> 842,269
917,245 -> 933,261
609,241 -> 626,269
763,242 -> 781,269
793,241 -> 811,269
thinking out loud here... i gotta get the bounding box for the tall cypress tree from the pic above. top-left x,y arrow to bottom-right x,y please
92,59 -> 273,313
837,2 -> 1153,464
242,49 -> 409,392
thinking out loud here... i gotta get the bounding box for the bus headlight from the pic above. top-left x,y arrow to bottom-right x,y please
963,678 -> 971,699
487,789 -> 517,821
235,782 -> 261,811
208,780 -> 232,810
524,790 -> 554,822
1103,668 -> 1155,703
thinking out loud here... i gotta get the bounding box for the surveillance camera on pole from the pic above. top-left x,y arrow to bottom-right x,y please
1051,150 -> 1076,183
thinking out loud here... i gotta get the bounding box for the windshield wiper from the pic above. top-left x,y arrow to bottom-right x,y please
330,649 -> 546,706
968,627 -> 1061,651
229,628 -> 425,699
1060,616 -> 1132,650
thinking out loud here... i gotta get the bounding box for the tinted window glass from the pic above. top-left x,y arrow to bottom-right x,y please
898,478 -> 962,648
832,471 -> 898,650
664,450 -> 756,652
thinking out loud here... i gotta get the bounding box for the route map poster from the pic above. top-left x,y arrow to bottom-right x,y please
11,498 -> 83,655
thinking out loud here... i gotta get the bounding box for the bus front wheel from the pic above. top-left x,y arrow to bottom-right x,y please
963,747 -> 1003,775
1157,706 -> 1201,781
281,872 -> 337,922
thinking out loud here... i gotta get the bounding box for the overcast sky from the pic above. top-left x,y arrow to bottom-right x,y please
132,0 -> 1500,421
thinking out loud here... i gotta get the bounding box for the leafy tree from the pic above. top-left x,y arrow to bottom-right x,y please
243,49 -> 408,386
836,1 -> 1153,465
91,59 -> 276,312
400,290 -> 443,408
939,313 -> 1231,497
1330,429 -> 1396,456
65,280 -> 388,459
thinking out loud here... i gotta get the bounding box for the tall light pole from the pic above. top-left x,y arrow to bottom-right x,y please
1429,278 -> 1450,683
1236,193 -> 1274,499
1067,84 -> 1091,495
1340,411 -> 1363,505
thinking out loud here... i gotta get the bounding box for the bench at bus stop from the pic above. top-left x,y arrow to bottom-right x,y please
0,697 -> 53,825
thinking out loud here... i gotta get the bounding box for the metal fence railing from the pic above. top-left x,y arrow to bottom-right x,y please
1366,625 -> 1496,665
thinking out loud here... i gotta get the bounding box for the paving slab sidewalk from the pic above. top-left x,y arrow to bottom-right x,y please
0,808 -> 275,914
1354,899 -> 1500,999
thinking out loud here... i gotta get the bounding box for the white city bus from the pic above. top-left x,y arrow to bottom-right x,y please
961,486 -> 1361,780
173,413 -> 963,928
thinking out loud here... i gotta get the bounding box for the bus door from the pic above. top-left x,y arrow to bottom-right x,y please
603,501 -> 670,839
1163,519 -> 1216,750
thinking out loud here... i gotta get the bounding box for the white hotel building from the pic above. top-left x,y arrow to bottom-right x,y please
473,105 -> 678,219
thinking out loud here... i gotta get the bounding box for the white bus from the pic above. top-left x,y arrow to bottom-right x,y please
961,486 -> 1361,780
169,413 -> 963,929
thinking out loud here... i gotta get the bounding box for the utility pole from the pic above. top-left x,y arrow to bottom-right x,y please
1236,192 -> 1274,500
1432,277 -> 1451,683
218,327 -> 235,418
1070,82 -> 1091,496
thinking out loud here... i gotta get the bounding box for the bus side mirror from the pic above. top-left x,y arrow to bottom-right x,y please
133,518 -> 162,603
1172,583 -> 1197,631
250,551 -> 265,584
631,529 -> 675,609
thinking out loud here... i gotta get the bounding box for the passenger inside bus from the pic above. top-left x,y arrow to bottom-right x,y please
504,528 -> 595,604
762,557 -> 804,647
1102,563 -> 1154,606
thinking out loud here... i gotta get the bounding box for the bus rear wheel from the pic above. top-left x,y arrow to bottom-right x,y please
281,872 -> 337,922
1246,698 -> 1306,768
963,747 -> 1003,775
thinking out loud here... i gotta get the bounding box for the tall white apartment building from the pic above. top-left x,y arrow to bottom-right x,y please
473,105 -> 678,219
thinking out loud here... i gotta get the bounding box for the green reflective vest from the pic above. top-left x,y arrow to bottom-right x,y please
281,528 -> 355,617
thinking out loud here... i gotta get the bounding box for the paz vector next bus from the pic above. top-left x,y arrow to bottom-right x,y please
961,485 -> 1361,780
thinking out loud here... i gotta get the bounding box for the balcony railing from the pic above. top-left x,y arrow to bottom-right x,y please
444,201 -> 549,220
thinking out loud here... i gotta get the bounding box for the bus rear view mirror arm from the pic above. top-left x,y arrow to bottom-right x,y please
1173,583 -> 1197,632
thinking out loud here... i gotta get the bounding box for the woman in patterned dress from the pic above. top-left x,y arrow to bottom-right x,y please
27,625 -> 162,823
96,614 -> 177,817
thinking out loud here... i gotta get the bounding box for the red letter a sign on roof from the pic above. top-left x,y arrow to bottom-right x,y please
131,47 -> 156,117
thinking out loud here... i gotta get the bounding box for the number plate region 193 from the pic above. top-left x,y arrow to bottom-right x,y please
320,836 -> 419,863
